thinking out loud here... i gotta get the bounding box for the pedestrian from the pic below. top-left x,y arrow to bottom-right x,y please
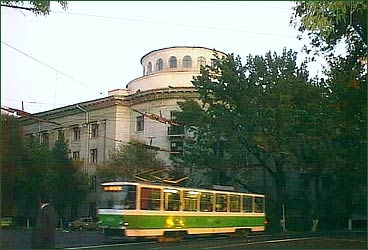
31,195 -> 58,249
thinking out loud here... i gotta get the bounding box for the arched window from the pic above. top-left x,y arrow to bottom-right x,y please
183,55 -> 192,68
169,56 -> 177,68
156,58 -> 163,71
147,62 -> 152,74
197,56 -> 206,68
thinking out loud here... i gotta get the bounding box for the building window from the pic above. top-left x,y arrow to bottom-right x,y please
147,62 -> 152,74
91,123 -> 99,138
136,116 -> 144,131
170,140 -> 183,153
90,175 -> 97,190
57,129 -> 64,140
73,127 -> 81,141
168,111 -> 184,135
198,56 -> 206,68
41,132 -> 49,146
72,151 -> 80,161
156,58 -> 163,71
90,149 -> 98,163
169,56 -> 177,68
183,55 -> 192,68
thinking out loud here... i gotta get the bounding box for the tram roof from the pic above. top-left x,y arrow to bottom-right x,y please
101,181 -> 264,197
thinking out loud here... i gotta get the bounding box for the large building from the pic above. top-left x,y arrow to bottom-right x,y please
20,46 -> 226,217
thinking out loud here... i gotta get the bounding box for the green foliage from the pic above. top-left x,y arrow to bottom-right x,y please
11,136 -> 53,217
2,114 -> 25,215
50,137 -> 89,216
176,49 -> 341,221
178,48 -> 326,171
1,1 -> 68,15
291,1 -> 367,56
292,1 -> 367,218
1,117 -> 88,220
97,140 -> 165,182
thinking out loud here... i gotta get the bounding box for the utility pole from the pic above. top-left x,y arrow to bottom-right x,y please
76,104 -> 89,173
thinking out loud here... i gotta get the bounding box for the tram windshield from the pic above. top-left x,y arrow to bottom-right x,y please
99,184 -> 136,210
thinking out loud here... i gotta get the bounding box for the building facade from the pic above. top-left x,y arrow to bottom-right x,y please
20,46 -> 226,217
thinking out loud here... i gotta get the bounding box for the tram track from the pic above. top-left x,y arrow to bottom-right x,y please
61,230 -> 366,250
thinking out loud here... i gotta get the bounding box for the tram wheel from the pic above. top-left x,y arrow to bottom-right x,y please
234,229 -> 249,238
157,232 -> 184,242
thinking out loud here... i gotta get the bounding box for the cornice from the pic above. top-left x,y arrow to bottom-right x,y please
19,87 -> 198,125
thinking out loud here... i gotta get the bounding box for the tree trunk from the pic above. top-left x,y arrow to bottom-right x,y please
275,161 -> 286,222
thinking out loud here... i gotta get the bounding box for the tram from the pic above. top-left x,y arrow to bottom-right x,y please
97,181 -> 266,242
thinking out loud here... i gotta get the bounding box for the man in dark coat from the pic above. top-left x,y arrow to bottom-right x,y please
31,197 -> 58,249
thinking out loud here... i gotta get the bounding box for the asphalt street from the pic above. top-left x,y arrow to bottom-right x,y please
1,228 -> 366,249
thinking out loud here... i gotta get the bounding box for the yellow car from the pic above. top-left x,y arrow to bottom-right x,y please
68,217 -> 98,231
1,217 -> 14,228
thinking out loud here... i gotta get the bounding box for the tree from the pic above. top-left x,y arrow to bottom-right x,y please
1,1 -> 67,15
12,136 -> 53,222
50,136 -> 88,221
97,140 -> 165,182
291,1 -> 367,57
292,0 -> 367,225
2,115 -> 89,224
1,114 -> 24,216
176,49 -> 327,225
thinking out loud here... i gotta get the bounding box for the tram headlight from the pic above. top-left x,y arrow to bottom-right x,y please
166,218 -> 174,227
119,222 -> 129,227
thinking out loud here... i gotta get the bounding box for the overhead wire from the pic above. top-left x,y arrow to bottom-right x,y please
1,41 -> 104,95
49,10 -> 298,40
2,97 -> 68,106
10,105 -> 182,153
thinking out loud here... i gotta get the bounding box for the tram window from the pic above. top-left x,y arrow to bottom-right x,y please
100,185 -> 136,210
200,192 -> 214,212
243,195 -> 253,213
183,190 -> 199,212
230,194 -> 241,212
141,187 -> 161,210
215,193 -> 228,212
254,197 -> 264,213
164,188 -> 180,211
125,186 -> 137,209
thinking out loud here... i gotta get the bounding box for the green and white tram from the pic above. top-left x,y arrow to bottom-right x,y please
98,181 -> 266,242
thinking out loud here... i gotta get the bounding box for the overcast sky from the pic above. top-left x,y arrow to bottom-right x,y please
2,1 -> 321,114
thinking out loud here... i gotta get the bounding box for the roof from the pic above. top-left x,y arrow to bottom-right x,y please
140,46 -> 227,64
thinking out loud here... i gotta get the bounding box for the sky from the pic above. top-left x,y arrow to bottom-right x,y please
1,1 -> 322,114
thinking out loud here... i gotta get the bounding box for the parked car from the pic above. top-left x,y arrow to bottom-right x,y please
68,217 -> 98,231
1,217 -> 14,228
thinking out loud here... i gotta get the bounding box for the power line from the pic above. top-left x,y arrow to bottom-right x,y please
49,10 -> 298,40
1,105 -> 61,125
1,41 -> 103,95
2,97 -> 68,106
